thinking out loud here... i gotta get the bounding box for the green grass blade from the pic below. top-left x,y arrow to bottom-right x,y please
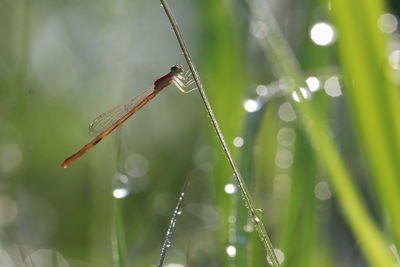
159,0 -> 281,265
247,0 -> 397,265
234,101 -> 268,266
280,129 -> 317,267
331,0 -> 400,248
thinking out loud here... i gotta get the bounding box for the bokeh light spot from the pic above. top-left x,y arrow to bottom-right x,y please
300,87 -> 311,99
292,91 -> 301,102
233,137 -> 244,148
243,99 -> 259,113
256,85 -> 269,96
278,103 -> 296,122
275,150 -> 293,169
310,22 -> 336,46
224,183 -> 236,194
228,215 -> 236,224
314,181 -> 332,200
389,50 -> 400,70
194,146 -> 215,171
113,188 -> 129,199
124,153 -> 149,178
306,76 -> 320,92
226,245 -> 237,257
324,76 -> 342,97
277,127 -> 296,147
378,13 -> 398,34
243,224 -> 254,232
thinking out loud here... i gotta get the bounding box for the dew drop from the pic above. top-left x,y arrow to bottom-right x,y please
266,248 -> 285,265
255,208 -> 264,219
252,209 -> 263,223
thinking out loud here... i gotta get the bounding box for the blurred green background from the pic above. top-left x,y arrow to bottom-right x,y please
1,0 -> 399,266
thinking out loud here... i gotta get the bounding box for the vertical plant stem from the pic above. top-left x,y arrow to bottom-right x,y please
158,183 -> 188,267
159,0 -> 280,265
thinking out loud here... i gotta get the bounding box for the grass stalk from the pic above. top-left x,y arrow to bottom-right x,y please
158,183 -> 188,267
159,0 -> 280,265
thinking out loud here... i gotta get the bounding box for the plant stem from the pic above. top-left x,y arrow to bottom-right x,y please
158,183 -> 188,267
159,0 -> 280,265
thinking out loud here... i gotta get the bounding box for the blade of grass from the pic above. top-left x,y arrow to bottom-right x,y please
198,2 -> 248,263
233,85 -> 284,266
158,182 -> 188,267
330,0 -> 400,248
280,128 -> 317,267
247,0 -> 396,265
234,97 -> 268,266
159,0 -> 280,265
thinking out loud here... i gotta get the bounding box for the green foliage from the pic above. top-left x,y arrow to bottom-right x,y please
0,0 -> 399,266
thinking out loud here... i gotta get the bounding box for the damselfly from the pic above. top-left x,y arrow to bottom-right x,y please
61,65 -> 195,168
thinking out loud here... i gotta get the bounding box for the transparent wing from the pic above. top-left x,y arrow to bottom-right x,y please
88,87 -> 154,136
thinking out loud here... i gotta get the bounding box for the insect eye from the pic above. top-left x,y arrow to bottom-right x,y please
171,66 -> 178,73
171,64 -> 184,74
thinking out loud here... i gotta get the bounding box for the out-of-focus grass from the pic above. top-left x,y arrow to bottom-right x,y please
331,0 -> 400,248
246,0 -> 398,265
1,0 -> 400,266
198,0 -> 248,265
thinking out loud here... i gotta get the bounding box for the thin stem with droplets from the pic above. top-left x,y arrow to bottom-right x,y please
158,0 -> 280,265
158,184 -> 187,267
